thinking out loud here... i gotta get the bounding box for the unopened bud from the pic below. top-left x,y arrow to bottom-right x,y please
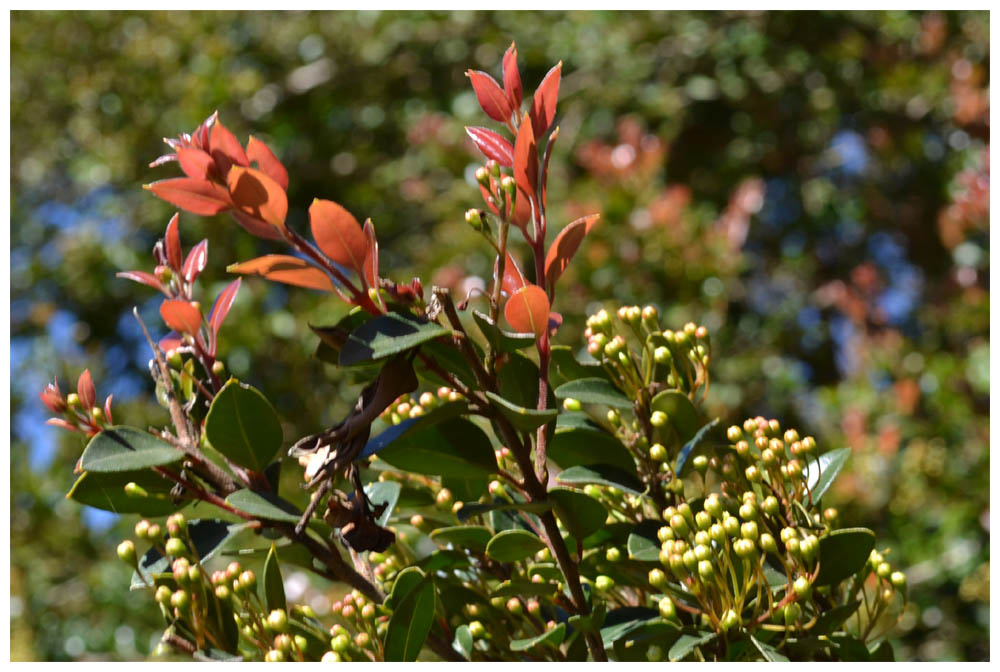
124,482 -> 148,498
562,397 -> 582,412
164,538 -> 188,558
117,540 -> 137,565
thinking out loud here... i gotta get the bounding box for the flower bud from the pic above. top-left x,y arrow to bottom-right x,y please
648,568 -> 667,588
658,596 -> 676,620
117,540 -> 137,565
741,521 -> 759,541
171,589 -> 190,611
164,537 -> 188,558
695,511 -> 712,531
215,584 -> 231,601
723,516 -> 740,538
238,570 -> 257,592
793,576 -> 812,599
649,443 -> 667,462
329,633 -> 349,653
264,649 -> 285,663
693,455 -> 709,473
500,176 -> 516,195
166,513 -> 187,536
876,562 -> 892,579
698,559 -> 715,581
268,609 -> 289,633
762,496 -> 779,516
784,602 -> 801,626
657,526 -> 674,544
562,397 -> 582,412
670,514 -> 690,538
890,571 -> 907,590
595,575 -> 615,591
605,547 -> 622,563
721,609 -> 739,631
468,620 -> 486,639
506,597 -> 523,615
760,533 -> 778,554
155,584 -> 172,605
650,411 -> 668,427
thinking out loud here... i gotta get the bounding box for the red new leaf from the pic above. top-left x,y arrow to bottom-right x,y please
146,178 -> 232,216
544,213 -> 601,289
362,218 -> 379,289
228,255 -> 334,292
247,135 -> 289,191
504,284 -> 550,339
159,331 -> 184,353
176,147 -> 215,180
529,61 -> 562,138
467,69 -> 512,124
513,116 -> 538,197
77,369 -> 96,409
160,299 -> 202,335
309,199 -> 368,276
182,239 -> 208,284
466,126 -> 514,167
228,166 -> 288,232
502,42 -> 523,112
116,270 -> 167,295
164,213 -> 183,271
104,394 -> 114,425
494,251 -> 527,297
209,120 -> 249,175
231,211 -> 285,240
209,278 -> 241,338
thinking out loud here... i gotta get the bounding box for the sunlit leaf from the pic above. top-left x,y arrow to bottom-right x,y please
486,529 -> 546,562
208,278 -> 241,340
209,120 -> 249,173
181,239 -> 208,283
246,135 -> 289,190
146,177 -> 232,215
467,69 -> 512,123
176,147 -> 215,180
228,254 -> 334,292
465,126 -> 514,167
77,369 -> 96,409
504,284 -> 549,338
308,198 -> 367,276
160,299 -> 202,334
529,61 -> 562,138
502,41 -> 522,111
545,214 -> 600,289
205,379 -> 283,472
164,212 -> 183,270
228,166 -> 288,232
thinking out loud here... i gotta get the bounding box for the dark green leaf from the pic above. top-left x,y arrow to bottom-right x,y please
453,624 -> 473,660
362,401 -> 468,459
649,390 -> 700,443
225,489 -> 301,524
415,549 -> 470,572
813,600 -> 861,635
557,464 -> 643,495
79,426 -> 182,472
498,351 -> 547,410
806,448 -> 851,502
384,567 -> 436,661
473,309 -> 535,352
830,634 -> 871,661
869,640 -> 895,661
262,542 -> 286,613
548,424 -> 635,473
340,311 -> 449,366
485,391 -> 558,431
132,519 -> 247,589
376,417 -> 497,478
193,648 -> 242,661
627,533 -> 661,562
456,499 -> 552,522
415,338 -> 479,389
550,345 -> 611,385
612,621 -> 681,661
549,487 -> 607,540
430,525 -> 492,552
815,527 -> 876,587
205,379 -> 283,471
490,579 -> 558,598
599,608 -> 658,648
365,480 -> 401,526
439,475 -> 487,504
750,633 -> 789,662
204,593 -> 240,655
486,529 -> 546,562
222,542 -> 317,573
675,417 -> 720,476
554,377 -> 631,409
510,623 -> 565,651
668,630 -> 716,661
66,469 -> 177,516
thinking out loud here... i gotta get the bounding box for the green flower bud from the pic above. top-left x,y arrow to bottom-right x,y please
745,465 -> 761,482
762,496 -> 780,516
709,524 -> 726,545
239,570 -> 257,592
720,609 -> 739,631
595,575 -> 615,591
739,502 -> 758,521
66,392 -> 81,409
362,603 -> 376,620
187,564 -> 201,584
435,488 -> 454,510
741,521 -> 759,541
653,346 -> 671,365
164,537 -> 188,558
117,540 -> 137,565
267,609 -> 289,633
657,526 -> 675,543
683,550 -> 698,572
692,455 -> 709,474
322,651 -> 342,663
694,544 -> 711,562
649,443 -> 668,462
793,576 -> 812,599
890,571 -> 907,590
146,523 -> 163,542
166,513 -> 187,536
650,411 -> 669,427
606,547 -> 622,563
355,632 -> 371,648
658,596 -> 677,620
215,584 -> 231,601
264,649 -> 285,663
723,515 -> 740,538
669,553 -> 687,578
330,634 -> 350,653
274,633 -> 293,652
506,597 -> 523,615
876,562 -> 892,579
468,620 -> 486,639
784,602 -> 802,626
648,568 -> 667,588
760,533 -> 778,554
823,507 -> 839,524
698,559 -> 715,581
474,166 -> 490,185
670,514 -> 690,538
695,511 -> 712,531
786,538 -> 800,556
562,397 -> 582,412
606,409 -> 620,426
155,584 -> 172,606
170,589 -> 190,611
500,175 -> 516,195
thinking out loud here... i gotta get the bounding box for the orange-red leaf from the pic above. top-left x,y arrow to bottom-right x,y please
182,239 -> 208,283
77,369 -> 96,409
228,255 -> 334,292
147,178 -> 232,216
497,251 -> 527,297
159,331 -> 184,353
209,120 -> 249,174
164,213 -> 183,271
544,213 -> 601,289
466,126 -> 514,167
309,199 -> 367,275
247,135 -> 289,191
160,299 -> 203,335
176,147 -> 215,180
116,270 -> 167,294
209,278 -> 241,338
530,61 -> 562,138
231,211 -> 285,240
504,284 -> 550,339
513,116 -> 538,198
362,218 -> 379,289
228,166 -> 288,232
468,69 -> 512,123
502,42 -> 523,112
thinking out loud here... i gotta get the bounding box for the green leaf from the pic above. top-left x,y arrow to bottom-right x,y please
415,549 -> 470,572
67,469 -> 178,516
262,543 -> 286,613
806,448 -> 851,502
485,391 -> 558,432
79,426 -> 182,472
340,311 -> 450,366
415,339 -> 479,389
750,633 -> 789,662
869,640 -> 895,661
813,600 -> 861,635
599,608 -> 659,648
384,567 -> 436,661
549,487 -> 607,540
498,351 -> 549,410
675,417 -> 720,476
554,377 -> 631,409
430,525 -> 492,552
611,620 -> 681,661
490,579 -> 559,598
510,623 -> 565,651
362,400 -> 468,459
205,379 -> 283,471
376,417 -> 497,478
456,499 -> 552,522
132,519 -> 248,589
550,345 -> 611,385
453,624 -> 473,660
557,464 -> 643,495
815,527 -> 876,587
439,475 -> 487,504
225,489 -> 301,524
204,593 -> 240,655
473,309 -> 535,352
627,533 -> 661,562
649,390 -> 700,443
365,480 -> 401,526
548,423 -> 635,473
486,529 -> 547,563
193,648 -> 242,662
830,634 -> 871,661
222,542 -> 317,574
669,630 -> 717,661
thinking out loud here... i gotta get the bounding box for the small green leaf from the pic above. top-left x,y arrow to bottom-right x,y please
430,526 -> 492,553
750,633 -> 789,662
225,489 -> 301,523
815,527 -> 876,587
79,426 -> 182,472
454,624 -> 473,660
205,592 -> 240,655
473,309 -> 535,352
485,391 -> 558,432
377,417 -> 497,478
549,487 -> 607,540
550,345 -> 611,385
599,608 -> 659,648
132,519 -> 248,589
67,469 -> 177,516
486,529 -> 547,563
340,311 -> 450,366
365,480 -> 401,526
510,622 -> 565,651
554,378 -> 631,409
669,630 -> 717,661
490,579 -> 559,598
813,600 -> 862,635
557,464 -> 643,495
806,448 -> 851,502
384,567 -> 436,661
649,390 -> 700,443
627,533 -> 661,562
262,543 -> 286,613
548,423 -> 635,473
205,379 -> 283,471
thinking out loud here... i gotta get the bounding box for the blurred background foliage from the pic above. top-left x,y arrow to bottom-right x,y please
10,10 -> 988,661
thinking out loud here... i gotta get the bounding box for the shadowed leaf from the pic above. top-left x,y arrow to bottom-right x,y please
545,214 -> 600,289
228,255 -> 334,292
228,166 -> 287,232
309,198 -> 367,276
246,135 -> 289,190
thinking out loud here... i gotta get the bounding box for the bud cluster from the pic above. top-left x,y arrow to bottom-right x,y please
39,370 -> 114,439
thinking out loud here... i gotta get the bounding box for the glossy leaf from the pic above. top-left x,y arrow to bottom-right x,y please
815,527 -> 876,586
549,487 -> 607,540
456,499 -> 552,522
806,447 -> 851,502
454,625 -> 473,660
132,519 -> 244,589
502,41 -> 522,111
649,389 -> 700,442
504,284 -> 549,338
228,254 -> 333,292
66,469 -> 177,516
675,417 -> 721,476
485,391 -> 558,432
465,126 -> 514,167
549,345 -> 612,385
384,567 -> 436,662
246,135 -> 289,190
473,310 -> 534,352
600,610 -> 659,649
209,120 -> 249,172
669,630 -> 717,661
115,270 -> 167,294
545,214 -> 600,289
339,311 -> 449,366
554,377 -> 631,409
529,61 -> 562,138
204,379 -> 283,472
430,525 -> 492,553
146,177 -> 231,215
79,426 -> 181,472
176,147 -> 215,180
181,238 -> 208,283
262,543 -> 286,613
361,400 -> 468,459
557,464 -> 643,495
376,417 -> 497,478
750,633 -> 789,662
208,278 -> 241,339
164,212 -> 183,270
486,529 -> 546,563
548,421 -> 635,472
467,69 -> 512,123
232,210 -> 285,240
228,166 -> 288,231
309,198 -> 367,275
225,489 -> 301,524
365,480 -> 401,527
77,369 -> 96,409
362,218 -> 379,288
813,600 -> 862,635
627,532 -> 661,562
513,115 -> 538,203
511,623 -> 565,652
497,250 -> 528,297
